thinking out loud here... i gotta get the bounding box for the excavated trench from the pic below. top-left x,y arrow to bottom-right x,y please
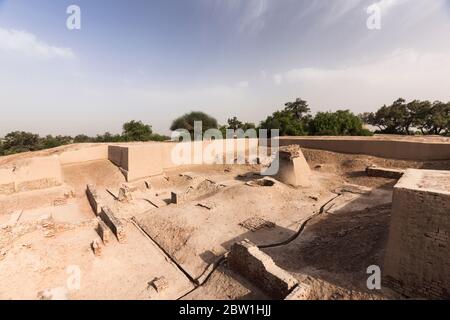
132,187 -> 346,300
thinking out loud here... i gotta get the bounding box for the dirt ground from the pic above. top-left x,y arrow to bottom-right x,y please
1,145 -> 449,300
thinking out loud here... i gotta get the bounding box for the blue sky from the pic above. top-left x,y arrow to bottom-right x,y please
1,0 -> 450,136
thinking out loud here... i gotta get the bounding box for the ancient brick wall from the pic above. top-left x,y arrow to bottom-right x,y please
384,169 -> 450,299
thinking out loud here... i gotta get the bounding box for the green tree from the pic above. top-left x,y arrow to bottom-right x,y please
423,101 -> 450,135
40,135 -> 72,149
3,131 -> 40,154
260,109 -> 308,136
365,98 -> 450,135
148,133 -> 170,142
170,111 -> 218,136
365,98 -> 409,134
122,120 -> 153,141
408,100 -> 432,134
260,98 -> 312,136
242,122 -> 256,131
220,117 -> 257,139
95,132 -> 123,143
284,98 -> 311,121
227,117 -> 243,130
74,134 -> 93,143
225,117 -> 256,132
309,110 -> 372,136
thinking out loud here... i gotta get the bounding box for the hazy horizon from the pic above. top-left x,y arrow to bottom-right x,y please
1,0 -> 450,136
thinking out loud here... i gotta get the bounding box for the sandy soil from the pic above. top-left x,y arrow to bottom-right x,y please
0,219 -> 193,300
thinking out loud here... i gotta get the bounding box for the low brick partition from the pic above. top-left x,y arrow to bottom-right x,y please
86,184 -> 102,215
366,166 -> 405,179
0,156 -> 62,195
228,239 -> 298,299
107,139 -> 259,182
384,169 -> 450,299
285,283 -> 313,300
278,136 -> 450,161
97,220 -> 111,244
99,206 -> 126,244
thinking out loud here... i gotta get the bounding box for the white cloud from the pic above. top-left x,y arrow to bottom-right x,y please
273,74 -> 283,85
239,0 -> 268,35
374,0 -> 408,13
274,49 -> 450,85
272,48 -> 450,111
0,28 -> 75,59
236,80 -> 249,88
260,70 -> 267,79
210,0 -> 269,35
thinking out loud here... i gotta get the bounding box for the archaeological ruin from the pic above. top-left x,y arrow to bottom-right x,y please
0,136 -> 449,300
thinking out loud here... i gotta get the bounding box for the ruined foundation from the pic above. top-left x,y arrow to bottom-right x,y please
99,206 -> 126,244
86,184 -> 102,215
228,239 -> 298,299
1,137 -> 449,300
384,169 -> 450,299
366,166 -> 404,179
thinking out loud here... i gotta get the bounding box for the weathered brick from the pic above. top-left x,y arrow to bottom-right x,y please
97,220 -> 112,245
228,239 -> 298,299
99,206 -> 126,243
91,239 -> 102,257
384,169 -> 450,299
366,166 -> 404,179
86,184 -> 102,215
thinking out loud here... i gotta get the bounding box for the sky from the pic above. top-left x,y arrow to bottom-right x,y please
1,0 -> 450,136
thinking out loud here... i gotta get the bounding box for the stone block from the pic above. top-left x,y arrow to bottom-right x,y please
91,239 -> 102,257
117,184 -> 133,203
150,276 -> 169,293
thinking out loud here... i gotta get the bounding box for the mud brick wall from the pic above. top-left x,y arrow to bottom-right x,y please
0,156 -> 62,195
278,137 -> 450,161
384,169 -> 450,299
366,166 -> 404,179
99,206 -> 126,243
86,184 -> 102,215
108,139 -> 259,182
228,239 -> 298,299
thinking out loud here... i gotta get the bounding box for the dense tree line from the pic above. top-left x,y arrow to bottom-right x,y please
168,100 -> 371,138
0,120 -> 169,156
2,97 -> 448,157
359,98 -> 450,135
170,112 -> 257,138
259,98 -> 372,136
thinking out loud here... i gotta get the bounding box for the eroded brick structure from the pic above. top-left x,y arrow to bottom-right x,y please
384,169 -> 450,299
